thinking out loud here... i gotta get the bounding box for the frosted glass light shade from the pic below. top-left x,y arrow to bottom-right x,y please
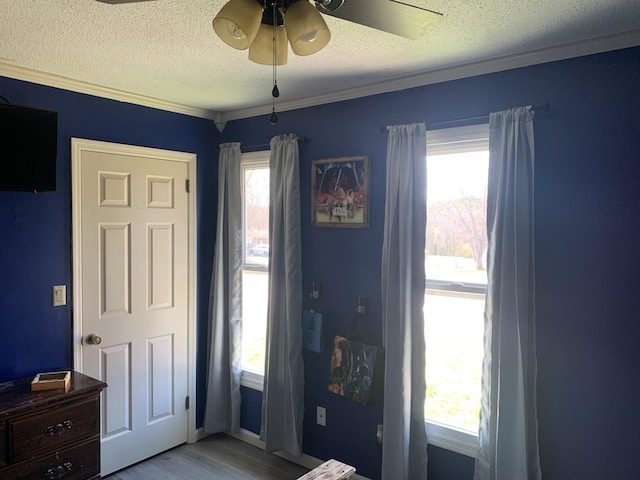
249,24 -> 289,65
212,0 -> 262,50
285,0 -> 331,56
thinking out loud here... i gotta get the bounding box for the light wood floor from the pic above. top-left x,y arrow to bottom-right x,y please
104,433 -> 309,480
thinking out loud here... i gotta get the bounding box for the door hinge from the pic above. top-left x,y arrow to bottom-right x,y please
185,179 -> 190,193
185,395 -> 190,410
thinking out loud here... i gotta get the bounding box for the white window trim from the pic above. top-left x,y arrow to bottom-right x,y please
241,369 -> 264,391
426,420 -> 479,458
240,150 -> 270,391
424,122 -> 489,458
427,122 -> 489,155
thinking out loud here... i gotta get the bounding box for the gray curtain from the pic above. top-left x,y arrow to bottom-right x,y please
204,142 -> 243,435
381,123 -> 428,479
260,134 -> 304,456
475,107 -> 542,480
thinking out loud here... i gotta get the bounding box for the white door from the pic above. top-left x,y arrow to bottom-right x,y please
71,139 -> 193,475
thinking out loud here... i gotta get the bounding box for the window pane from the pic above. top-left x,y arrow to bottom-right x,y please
424,291 -> 484,432
426,152 -> 488,285
241,160 -> 269,377
241,269 -> 268,374
424,132 -> 488,436
244,167 -> 269,267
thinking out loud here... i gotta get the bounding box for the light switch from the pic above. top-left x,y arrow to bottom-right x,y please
53,285 -> 66,306
317,406 -> 326,426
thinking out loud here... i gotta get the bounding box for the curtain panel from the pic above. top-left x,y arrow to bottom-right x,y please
381,123 -> 428,480
475,106 -> 542,480
260,134 -> 305,456
204,142 -> 243,435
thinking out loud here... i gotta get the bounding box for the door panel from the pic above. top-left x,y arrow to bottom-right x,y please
148,334 -> 174,422
148,223 -> 174,309
101,343 -> 132,438
100,223 -> 131,316
73,141 -> 191,476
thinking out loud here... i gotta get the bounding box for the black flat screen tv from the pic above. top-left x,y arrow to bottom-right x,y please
0,103 -> 58,192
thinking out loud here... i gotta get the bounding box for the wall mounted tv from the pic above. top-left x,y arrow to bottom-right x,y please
0,102 -> 58,192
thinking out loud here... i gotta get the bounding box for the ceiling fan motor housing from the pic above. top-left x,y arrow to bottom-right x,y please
316,0 -> 345,13
258,0 -> 345,12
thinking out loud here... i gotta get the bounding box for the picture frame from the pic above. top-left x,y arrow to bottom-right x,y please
312,156 -> 369,227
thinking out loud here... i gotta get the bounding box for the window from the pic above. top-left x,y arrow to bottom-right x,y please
424,124 -> 489,456
240,151 -> 270,390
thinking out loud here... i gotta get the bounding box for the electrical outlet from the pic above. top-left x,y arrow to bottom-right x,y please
317,406 -> 326,426
53,285 -> 66,306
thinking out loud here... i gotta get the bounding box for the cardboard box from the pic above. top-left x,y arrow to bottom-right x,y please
31,371 -> 71,392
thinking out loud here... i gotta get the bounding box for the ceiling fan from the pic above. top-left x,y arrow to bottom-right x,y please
96,0 -> 443,42
96,0 -> 442,124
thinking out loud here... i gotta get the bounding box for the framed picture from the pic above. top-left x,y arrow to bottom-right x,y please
312,156 -> 369,227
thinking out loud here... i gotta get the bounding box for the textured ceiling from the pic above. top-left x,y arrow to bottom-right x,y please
1,0 -> 639,120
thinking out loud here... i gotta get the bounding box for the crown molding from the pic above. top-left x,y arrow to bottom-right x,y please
0,62 -> 219,120
1,29 -> 638,124
224,29 -> 640,121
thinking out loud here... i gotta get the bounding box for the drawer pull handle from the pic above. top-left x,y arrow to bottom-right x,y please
45,461 -> 73,479
44,419 -> 73,436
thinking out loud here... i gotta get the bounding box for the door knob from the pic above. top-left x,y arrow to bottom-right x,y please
86,334 -> 102,345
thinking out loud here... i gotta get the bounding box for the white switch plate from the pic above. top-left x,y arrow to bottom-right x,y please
53,285 -> 66,306
317,406 -> 326,426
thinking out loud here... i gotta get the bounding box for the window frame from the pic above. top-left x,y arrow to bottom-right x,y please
424,123 -> 490,458
239,150 -> 270,391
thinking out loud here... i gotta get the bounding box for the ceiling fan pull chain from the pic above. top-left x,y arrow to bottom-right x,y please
270,0 -> 279,124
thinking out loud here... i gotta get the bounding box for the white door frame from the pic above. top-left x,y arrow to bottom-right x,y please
71,137 -> 198,444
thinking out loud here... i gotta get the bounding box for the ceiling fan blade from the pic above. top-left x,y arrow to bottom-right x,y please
317,0 -> 442,40
96,0 -> 156,4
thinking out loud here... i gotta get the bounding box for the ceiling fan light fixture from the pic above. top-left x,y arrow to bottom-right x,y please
212,0 -> 263,50
285,0 -> 331,56
249,23 -> 289,65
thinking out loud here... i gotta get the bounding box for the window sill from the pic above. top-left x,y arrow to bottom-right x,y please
426,420 -> 479,458
240,370 -> 264,391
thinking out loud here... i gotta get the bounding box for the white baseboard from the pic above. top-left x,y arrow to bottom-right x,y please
231,429 -> 372,480
193,426 -> 207,442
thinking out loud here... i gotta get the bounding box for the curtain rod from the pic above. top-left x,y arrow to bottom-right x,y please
240,135 -> 309,152
380,102 -> 551,133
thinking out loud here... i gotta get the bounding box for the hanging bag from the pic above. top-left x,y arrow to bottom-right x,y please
327,310 -> 383,405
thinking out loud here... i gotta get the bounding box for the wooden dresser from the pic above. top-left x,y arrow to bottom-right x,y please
0,371 -> 106,480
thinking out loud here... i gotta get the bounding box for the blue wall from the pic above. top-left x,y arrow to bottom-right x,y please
0,77 -> 219,429
2,44 -> 640,480
225,46 -> 640,479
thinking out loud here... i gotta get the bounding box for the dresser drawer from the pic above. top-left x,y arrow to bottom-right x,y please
9,397 -> 100,462
1,436 -> 100,480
